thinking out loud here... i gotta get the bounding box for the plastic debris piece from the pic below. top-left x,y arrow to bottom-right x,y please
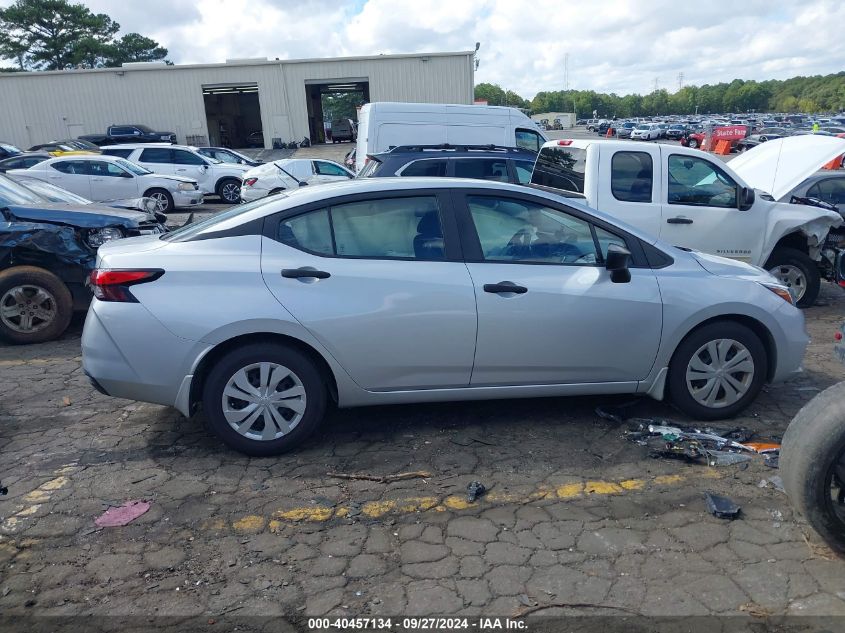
764,453 -> 780,469
705,450 -> 753,467
704,492 -> 741,519
466,481 -> 486,503
769,475 -> 785,493
94,500 -> 150,527
741,441 -> 781,453
648,424 -> 684,436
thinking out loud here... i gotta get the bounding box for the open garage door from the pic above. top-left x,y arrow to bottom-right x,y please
305,78 -> 369,144
203,83 -> 263,148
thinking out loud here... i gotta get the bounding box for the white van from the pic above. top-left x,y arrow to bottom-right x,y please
354,102 -> 547,172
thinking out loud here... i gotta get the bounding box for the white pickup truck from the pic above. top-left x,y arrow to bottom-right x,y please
530,135 -> 845,306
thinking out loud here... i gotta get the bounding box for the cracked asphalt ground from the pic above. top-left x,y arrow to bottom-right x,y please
2,278 -> 845,624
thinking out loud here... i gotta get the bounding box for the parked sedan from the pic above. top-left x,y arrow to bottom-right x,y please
0,142 -> 22,160
82,178 -> 807,455
9,155 -> 203,212
630,124 -> 660,140
0,152 -> 51,173
240,158 -> 354,202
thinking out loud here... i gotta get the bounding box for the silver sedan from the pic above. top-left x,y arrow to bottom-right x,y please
82,178 -> 808,455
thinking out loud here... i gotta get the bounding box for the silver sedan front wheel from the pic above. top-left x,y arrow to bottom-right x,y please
221,362 -> 307,441
685,338 -> 755,408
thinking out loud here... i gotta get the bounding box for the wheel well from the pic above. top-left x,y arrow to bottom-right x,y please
772,233 -> 808,256
675,315 -> 777,382
143,187 -> 169,197
188,332 -> 339,415
215,176 -> 239,194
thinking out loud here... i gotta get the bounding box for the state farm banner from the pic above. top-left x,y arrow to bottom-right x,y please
712,125 -> 748,141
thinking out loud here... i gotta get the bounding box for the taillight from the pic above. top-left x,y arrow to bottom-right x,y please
90,269 -> 164,302
557,140 -> 573,146
243,177 -> 257,186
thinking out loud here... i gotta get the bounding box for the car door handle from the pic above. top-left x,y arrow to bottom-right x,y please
483,282 -> 527,294
667,217 -> 693,224
282,268 -> 331,279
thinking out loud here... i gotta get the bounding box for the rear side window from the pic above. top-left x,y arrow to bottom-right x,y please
513,160 -> 535,184
399,159 -> 447,177
515,129 -> 542,152
314,161 -> 349,177
531,146 -> 587,193
279,209 -> 333,255
611,151 -> 653,202
51,160 -> 89,175
173,149 -> 206,165
102,148 -> 133,159
140,148 -> 173,163
453,159 -> 509,182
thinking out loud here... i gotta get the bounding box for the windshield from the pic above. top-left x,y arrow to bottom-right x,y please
116,158 -> 152,175
0,173 -> 47,205
12,176 -> 92,204
0,143 -> 21,154
162,195 -> 285,241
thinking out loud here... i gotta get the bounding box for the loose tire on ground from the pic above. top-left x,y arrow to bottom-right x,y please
780,381 -> 845,556
202,342 -> 327,456
667,320 -> 767,420
765,247 -> 820,308
0,266 -> 73,344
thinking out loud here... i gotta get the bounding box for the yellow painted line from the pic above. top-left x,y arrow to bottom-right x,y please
228,471 -> 719,529
0,464 -> 77,534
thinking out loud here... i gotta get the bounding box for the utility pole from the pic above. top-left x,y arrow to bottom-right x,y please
653,77 -> 659,92
563,52 -> 569,91
677,72 -> 684,91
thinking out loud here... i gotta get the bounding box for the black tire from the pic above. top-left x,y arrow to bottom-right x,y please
0,266 -> 73,344
688,138 -> 699,149
202,343 -> 327,456
216,178 -> 241,204
765,247 -> 820,308
781,381 -> 845,556
144,188 -> 174,213
667,321 -> 767,420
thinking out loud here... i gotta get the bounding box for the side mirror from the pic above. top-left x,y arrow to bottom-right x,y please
738,187 -> 755,211
201,164 -> 209,170
298,181 -> 309,187
605,244 -> 632,283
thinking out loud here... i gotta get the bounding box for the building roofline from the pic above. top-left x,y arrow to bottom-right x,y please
0,50 -> 476,79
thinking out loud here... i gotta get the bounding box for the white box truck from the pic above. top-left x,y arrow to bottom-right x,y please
354,102 -> 547,172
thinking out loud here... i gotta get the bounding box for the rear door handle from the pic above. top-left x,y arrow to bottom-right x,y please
483,282 -> 527,294
667,217 -> 693,224
282,268 -> 331,279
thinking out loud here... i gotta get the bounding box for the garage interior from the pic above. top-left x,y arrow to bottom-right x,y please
202,82 -> 263,148
305,78 -> 370,144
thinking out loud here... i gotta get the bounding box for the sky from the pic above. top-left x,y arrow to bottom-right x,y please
3,0 -> 845,98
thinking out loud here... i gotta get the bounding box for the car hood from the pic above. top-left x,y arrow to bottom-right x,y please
729,135 -> 845,200
688,249 -> 776,282
3,203 -> 147,228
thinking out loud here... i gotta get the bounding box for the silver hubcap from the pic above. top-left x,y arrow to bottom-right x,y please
149,192 -> 169,211
222,362 -> 306,441
768,264 -> 806,302
0,285 -> 57,333
222,182 -> 240,202
685,338 -> 755,408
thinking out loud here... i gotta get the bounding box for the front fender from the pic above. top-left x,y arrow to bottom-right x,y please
761,201 -> 842,264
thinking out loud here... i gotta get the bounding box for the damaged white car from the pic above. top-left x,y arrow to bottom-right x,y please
531,135 -> 845,306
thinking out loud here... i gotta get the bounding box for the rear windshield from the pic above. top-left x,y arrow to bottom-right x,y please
530,146 -> 586,193
357,158 -> 381,178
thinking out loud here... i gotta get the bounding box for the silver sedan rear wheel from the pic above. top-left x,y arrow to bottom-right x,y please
685,339 -> 755,408
221,362 -> 307,441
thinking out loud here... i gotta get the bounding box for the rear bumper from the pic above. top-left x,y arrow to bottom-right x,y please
239,187 -> 268,202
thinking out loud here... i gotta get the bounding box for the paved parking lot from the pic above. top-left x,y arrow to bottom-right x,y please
2,140 -> 844,624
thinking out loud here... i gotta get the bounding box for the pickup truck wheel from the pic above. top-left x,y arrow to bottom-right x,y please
217,178 -> 241,204
0,266 -> 73,344
144,188 -> 174,213
765,247 -> 820,308
780,381 -> 845,556
688,138 -> 699,149
667,321 -> 766,420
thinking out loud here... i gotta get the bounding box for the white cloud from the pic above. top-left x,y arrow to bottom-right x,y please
1,0 -> 844,98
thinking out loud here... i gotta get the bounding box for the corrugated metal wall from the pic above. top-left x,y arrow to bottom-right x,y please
0,53 -> 474,149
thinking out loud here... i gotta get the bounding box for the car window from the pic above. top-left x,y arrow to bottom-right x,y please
594,224 -> 629,260
806,178 -> 845,205
611,151 -> 653,203
89,161 -> 129,178
453,159 -> 509,182
531,145 -> 586,193
399,159 -> 447,177
173,149 -> 206,166
50,160 -> 90,175
314,161 -> 350,177
667,155 -> 737,208
102,148 -> 134,159
277,196 -> 445,260
513,160 -> 534,184
515,129 -> 542,153
110,127 -> 135,136
139,148 -> 173,163
466,195 -> 601,264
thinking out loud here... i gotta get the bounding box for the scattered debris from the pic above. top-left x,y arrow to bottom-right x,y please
466,481 -> 486,503
704,492 -> 741,519
327,471 -> 432,483
764,453 -> 780,469
769,475 -> 785,493
705,450 -> 753,467
801,531 -> 837,561
739,602 -> 773,619
94,500 -> 150,527
513,601 -> 641,618
62,396 -> 71,407
741,441 -> 781,453
0,481 -> 6,496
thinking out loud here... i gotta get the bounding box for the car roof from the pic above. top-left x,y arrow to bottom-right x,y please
101,143 -> 197,150
374,145 -> 535,160
39,154 -> 126,164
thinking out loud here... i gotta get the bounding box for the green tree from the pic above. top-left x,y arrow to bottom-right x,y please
0,0 -> 166,71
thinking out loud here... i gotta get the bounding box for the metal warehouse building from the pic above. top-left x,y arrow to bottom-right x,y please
0,51 -> 475,149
